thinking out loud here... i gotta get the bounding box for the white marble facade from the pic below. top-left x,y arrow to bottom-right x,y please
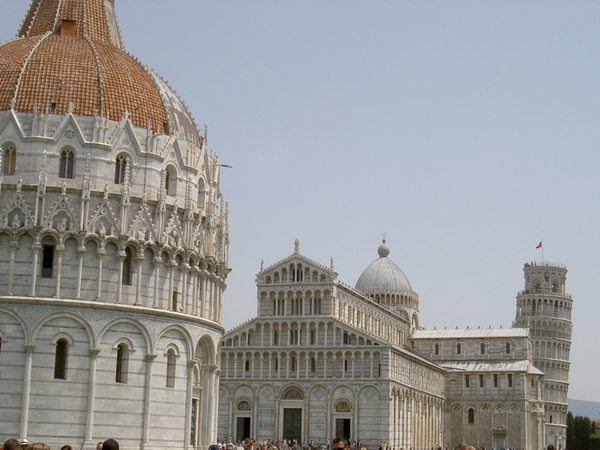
0,2 -> 230,448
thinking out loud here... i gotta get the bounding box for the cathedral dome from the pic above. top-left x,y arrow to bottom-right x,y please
355,240 -> 413,294
0,0 -> 202,145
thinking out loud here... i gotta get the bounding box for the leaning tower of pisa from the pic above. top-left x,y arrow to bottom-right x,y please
514,261 -> 573,449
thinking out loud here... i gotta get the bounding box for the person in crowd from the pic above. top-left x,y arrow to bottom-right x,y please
332,438 -> 349,450
96,443 -> 103,450
29,444 -> 50,450
3,439 -> 20,450
102,439 -> 119,450
60,445 -> 72,450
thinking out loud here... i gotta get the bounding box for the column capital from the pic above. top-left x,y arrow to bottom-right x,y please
145,354 -> 157,363
89,348 -> 101,358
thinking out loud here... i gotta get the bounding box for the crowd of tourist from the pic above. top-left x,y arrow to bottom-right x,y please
0,438 -> 120,450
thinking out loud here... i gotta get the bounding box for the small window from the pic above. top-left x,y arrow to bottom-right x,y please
273,330 -> 279,345
172,289 -> 178,311
464,375 -> 470,388
42,244 -> 55,278
508,373 -> 513,388
493,374 -> 499,388
115,155 -> 129,184
343,331 -> 349,345
480,343 -> 485,354
274,357 -> 278,372
290,330 -> 299,345
3,144 -> 16,175
291,356 -> 297,371
245,360 -> 250,372
434,343 -> 440,355
310,357 -> 316,372
468,408 -> 475,424
165,165 -> 177,196
54,339 -> 68,379
310,330 -> 316,345
479,374 -> 484,387
166,349 -> 176,388
115,343 -> 129,383
59,148 -> 75,178
506,342 -> 511,354
122,247 -> 133,285
456,343 -> 462,355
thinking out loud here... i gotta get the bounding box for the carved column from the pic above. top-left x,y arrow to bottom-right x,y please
116,250 -> 126,304
96,247 -> 105,300
142,354 -> 157,449
152,257 -> 161,308
76,245 -> 86,299
184,360 -> 196,449
19,345 -> 35,440
54,243 -> 64,298
84,348 -> 101,443
135,254 -> 144,306
8,241 -> 17,295
30,242 -> 41,297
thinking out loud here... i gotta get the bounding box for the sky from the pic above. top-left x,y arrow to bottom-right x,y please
1,1 -> 599,404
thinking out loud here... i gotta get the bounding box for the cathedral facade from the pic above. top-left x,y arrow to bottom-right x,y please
0,1 -> 229,449
218,242 -> 572,450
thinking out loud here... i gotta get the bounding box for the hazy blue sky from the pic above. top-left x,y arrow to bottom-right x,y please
2,1 -> 599,404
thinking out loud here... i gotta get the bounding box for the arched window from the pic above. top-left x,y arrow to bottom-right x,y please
116,343 -> 129,383
165,165 -> 177,196
42,239 -> 56,278
166,349 -> 176,388
172,288 -> 178,311
115,155 -> 129,184
122,247 -> 133,285
468,408 -> 475,424
54,339 -> 68,379
59,148 -> 75,178
3,143 -> 16,175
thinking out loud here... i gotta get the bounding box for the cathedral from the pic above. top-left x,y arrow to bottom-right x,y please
0,1 -> 229,449
218,241 -> 572,450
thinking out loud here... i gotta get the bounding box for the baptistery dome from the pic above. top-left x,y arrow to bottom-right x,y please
356,240 -> 420,330
0,0 -> 202,145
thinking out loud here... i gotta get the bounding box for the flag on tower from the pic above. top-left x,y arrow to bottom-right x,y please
536,240 -> 543,249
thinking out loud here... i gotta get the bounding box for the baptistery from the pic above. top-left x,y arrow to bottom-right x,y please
0,1 -> 229,449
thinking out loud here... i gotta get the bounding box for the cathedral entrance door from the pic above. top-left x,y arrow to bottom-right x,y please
335,418 -> 351,440
283,408 -> 302,443
236,417 -> 251,442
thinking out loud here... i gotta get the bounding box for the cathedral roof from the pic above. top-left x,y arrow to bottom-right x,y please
0,0 -> 202,145
412,327 -> 530,339
355,240 -> 414,295
441,360 -> 544,375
